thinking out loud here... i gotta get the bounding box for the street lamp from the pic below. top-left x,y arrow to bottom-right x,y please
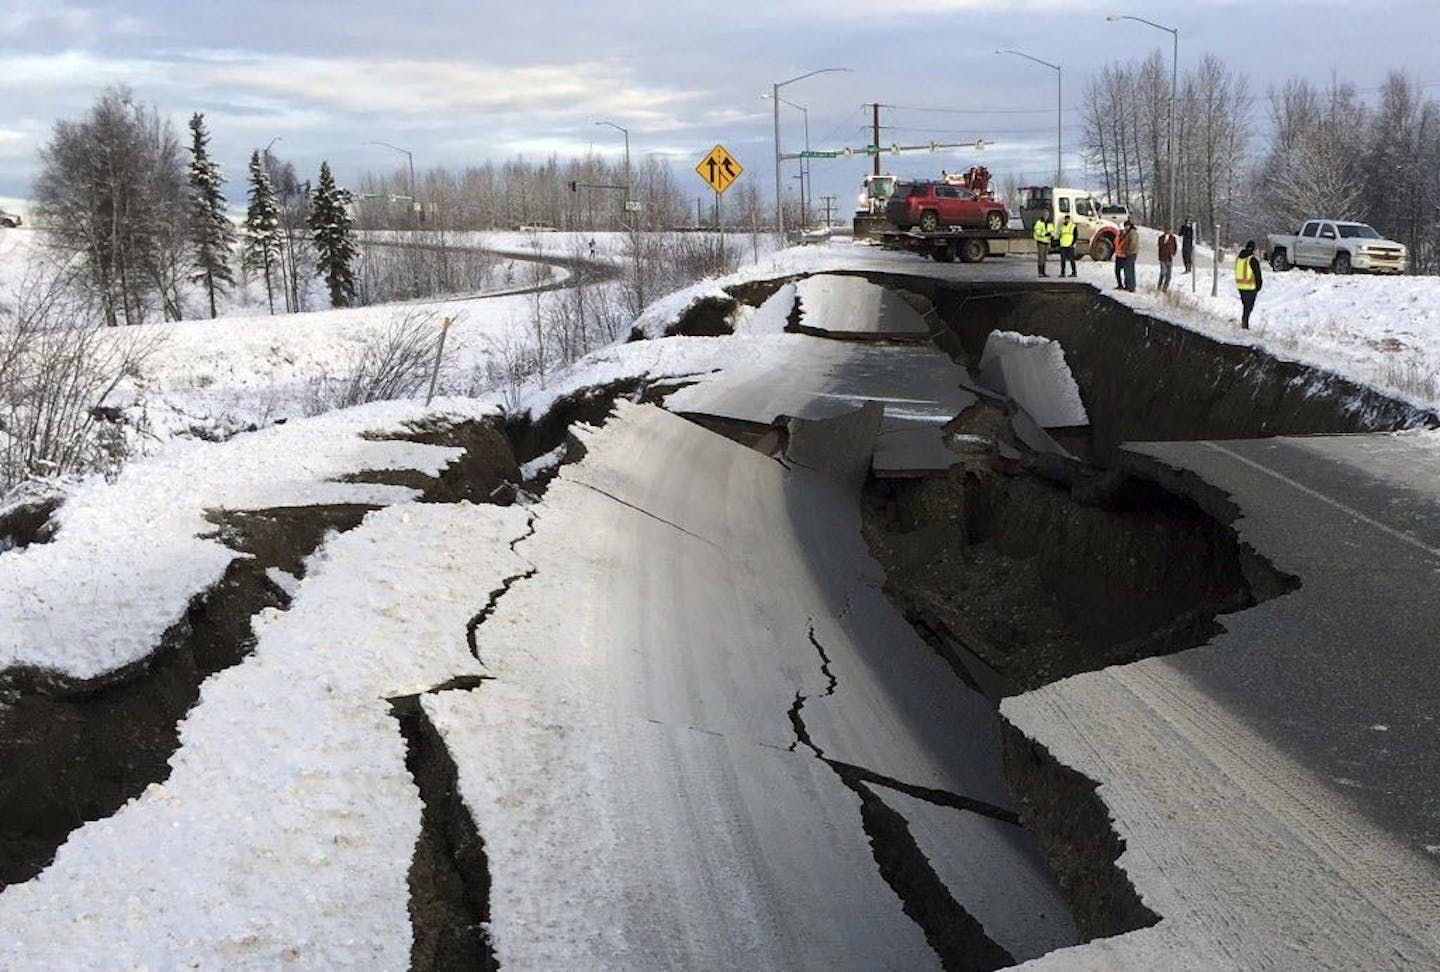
594,120 -> 632,206
1107,14 -> 1178,229
764,93 -> 810,230
772,67 -> 850,235
263,136 -> 282,161
596,120 -> 642,308
368,140 -> 417,228
997,50 -> 1062,187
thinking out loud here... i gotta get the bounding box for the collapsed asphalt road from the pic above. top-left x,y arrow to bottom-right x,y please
4,263 -> 1439,969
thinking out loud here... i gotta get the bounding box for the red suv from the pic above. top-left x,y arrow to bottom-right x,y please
886,181 -> 1009,232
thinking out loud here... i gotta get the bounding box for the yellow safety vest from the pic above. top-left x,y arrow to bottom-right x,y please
1033,220 -> 1051,243
1235,256 -> 1257,291
1058,222 -> 1076,247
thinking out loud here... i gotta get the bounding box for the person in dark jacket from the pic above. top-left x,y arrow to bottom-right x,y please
1235,240 -> 1263,329
1158,228 -> 1177,291
1120,221 -> 1140,292
1180,219 -> 1195,273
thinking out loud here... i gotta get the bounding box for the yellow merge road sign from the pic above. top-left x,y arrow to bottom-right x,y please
697,144 -> 743,194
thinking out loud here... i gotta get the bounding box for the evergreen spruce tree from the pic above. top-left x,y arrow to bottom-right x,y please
242,149 -> 283,314
308,160 -> 357,308
186,113 -> 236,318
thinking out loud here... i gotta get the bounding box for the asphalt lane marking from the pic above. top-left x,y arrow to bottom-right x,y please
1202,441 -> 1440,562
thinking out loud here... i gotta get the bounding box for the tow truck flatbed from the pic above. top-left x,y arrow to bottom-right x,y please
876,227 -> 1035,263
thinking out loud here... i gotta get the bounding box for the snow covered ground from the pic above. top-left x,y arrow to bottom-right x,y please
3,219 -> 1440,967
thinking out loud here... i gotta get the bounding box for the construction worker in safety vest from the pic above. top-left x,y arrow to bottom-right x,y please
1033,211 -> 1053,276
1056,215 -> 1078,277
1235,239 -> 1264,329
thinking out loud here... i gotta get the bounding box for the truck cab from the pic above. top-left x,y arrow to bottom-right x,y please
1019,186 -> 1120,261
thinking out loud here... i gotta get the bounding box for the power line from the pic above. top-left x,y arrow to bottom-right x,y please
889,103 -> 1081,116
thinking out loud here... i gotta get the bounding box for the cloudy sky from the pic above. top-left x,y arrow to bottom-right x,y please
2,0 -> 1437,215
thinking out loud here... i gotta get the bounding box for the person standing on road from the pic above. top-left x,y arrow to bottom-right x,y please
1033,211 -> 1053,277
1158,227 -> 1177,291
1180,219 -> 1195,273
1120,220 -> 1140,292
1235,240 -> 1263,329
1056,215 -> 1078,277
1112,224 -> 1126,289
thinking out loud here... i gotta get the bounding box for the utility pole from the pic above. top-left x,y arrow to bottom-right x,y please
820,195 -> 837,227
871,103 -> 883,177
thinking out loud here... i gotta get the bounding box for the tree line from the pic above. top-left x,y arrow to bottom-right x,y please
1079,58 -> 1439,272
33,86 -> 360,325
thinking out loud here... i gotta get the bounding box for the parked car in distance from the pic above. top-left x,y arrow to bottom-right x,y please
0,209 -> 21,228
1264,219 -> 1408,274
1098,203 -> 1130,225
885,181 -> 1009,232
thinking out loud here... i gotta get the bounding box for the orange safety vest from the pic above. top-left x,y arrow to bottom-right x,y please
1235,256 -> 1257,291
1113,231 -> 1125,258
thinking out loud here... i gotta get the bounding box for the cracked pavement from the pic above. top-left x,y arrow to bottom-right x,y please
430,400 -> 1077,968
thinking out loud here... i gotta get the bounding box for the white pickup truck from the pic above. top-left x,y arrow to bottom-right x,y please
1264,219 -> 1408,274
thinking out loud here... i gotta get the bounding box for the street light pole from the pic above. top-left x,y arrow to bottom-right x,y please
771,67 -> 850,236
369,140 -> 417,228
1107,15 -> 1178,229
997,50 -> 1062,186
596,120 -> 641,310
764,94 -> 811,230
595,121 -> 631,206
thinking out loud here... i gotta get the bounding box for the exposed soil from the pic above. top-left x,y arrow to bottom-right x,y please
1000,724 -> 1161,941
664,294 -> 738,337
0,557 -> 288,888
202,504 -> 377,577
364,416 -> 522,505
0,496 -> 61,551
389,693 -> 497,972
863,450 -> 1282,692
808,273 -> 1438,458
0,415 -> 523,893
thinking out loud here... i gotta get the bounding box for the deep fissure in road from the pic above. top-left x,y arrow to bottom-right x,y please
0,417 -> 524,894
831,273 -> 1407,959
388,692 -> 498,972
786,631 -> 1016,972
842,272 -> 1438,457
467,513 -> 538,667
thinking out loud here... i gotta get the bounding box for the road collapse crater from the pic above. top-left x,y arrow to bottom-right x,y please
0,415 -> 523,895
671,269 -> 1431,960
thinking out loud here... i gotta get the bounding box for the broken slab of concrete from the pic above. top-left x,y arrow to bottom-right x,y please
795,274 -> 933,341
977,331 -> 1089,430
665,337 -> 977,478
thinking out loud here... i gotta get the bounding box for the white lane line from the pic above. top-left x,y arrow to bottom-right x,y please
1202,441 -> 1440,561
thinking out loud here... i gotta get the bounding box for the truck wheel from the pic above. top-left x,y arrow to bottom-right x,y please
986,210 -> 1005,231
958,238 -> 987,263
1090,235 -> 1115,262
919,211 -> 940,232
1333,252 -> 1352,274
1271,249 -> 1290,272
